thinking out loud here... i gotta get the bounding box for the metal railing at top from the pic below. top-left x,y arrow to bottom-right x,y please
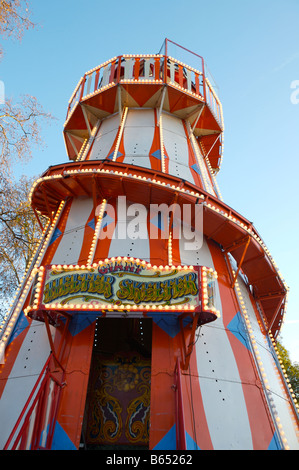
66,55 -> 223,130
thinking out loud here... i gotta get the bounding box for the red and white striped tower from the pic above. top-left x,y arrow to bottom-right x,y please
0,40 -> 298,450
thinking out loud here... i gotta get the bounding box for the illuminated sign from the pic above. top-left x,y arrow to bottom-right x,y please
25,258 -> 219,323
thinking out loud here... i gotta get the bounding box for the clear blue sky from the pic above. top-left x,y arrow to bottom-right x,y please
1,0 -> 298,361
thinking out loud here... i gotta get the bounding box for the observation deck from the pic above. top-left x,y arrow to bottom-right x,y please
63,44 -> 224,172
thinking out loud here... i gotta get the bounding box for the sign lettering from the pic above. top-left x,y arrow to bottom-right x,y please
40,259 -> 200,309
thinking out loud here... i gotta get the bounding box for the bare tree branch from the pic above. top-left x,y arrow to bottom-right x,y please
0,95 -> 54,180
0,2 -> 52,322
0,175 -> 48,320
0,0 -> 35,59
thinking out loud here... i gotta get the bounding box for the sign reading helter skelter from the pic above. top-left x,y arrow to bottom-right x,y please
25,257 -> 220,325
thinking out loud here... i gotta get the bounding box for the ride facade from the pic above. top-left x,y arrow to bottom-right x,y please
0,39 -> 298,450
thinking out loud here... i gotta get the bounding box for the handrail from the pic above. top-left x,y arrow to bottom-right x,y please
4,354 -> 65,450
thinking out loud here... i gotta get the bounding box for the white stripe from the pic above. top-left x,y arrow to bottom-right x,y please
89,114 -> 119,160
122,109 -> 154,169
181,237 -> 253,449
107,199 -> 150,261
51,197 -> 93,265
162,113 -> 195,183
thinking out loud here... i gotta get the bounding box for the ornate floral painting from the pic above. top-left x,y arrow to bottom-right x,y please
84,351 -> 151,448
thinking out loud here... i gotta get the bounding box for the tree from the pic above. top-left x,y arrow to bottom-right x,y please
276,340 -> 299,403
0,0 -> 34,59
0,94 -> 52,178
0,1 -> 52,321
0,174 -> 47,296
0,1 -> 51,186
0,75 -> 53,325
0,175 -> 49,322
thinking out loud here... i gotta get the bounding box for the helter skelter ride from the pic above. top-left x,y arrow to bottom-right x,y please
0,39 -> 298,451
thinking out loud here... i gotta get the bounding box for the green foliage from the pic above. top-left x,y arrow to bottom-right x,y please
276,340 -> 299,404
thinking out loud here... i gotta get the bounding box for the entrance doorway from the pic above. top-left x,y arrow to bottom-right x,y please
81,317 -> 152,450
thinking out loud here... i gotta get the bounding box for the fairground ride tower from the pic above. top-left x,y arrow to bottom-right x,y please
0,40 -> 298,451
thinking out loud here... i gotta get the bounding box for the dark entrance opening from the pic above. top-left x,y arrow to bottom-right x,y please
81,317 -> 152,450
